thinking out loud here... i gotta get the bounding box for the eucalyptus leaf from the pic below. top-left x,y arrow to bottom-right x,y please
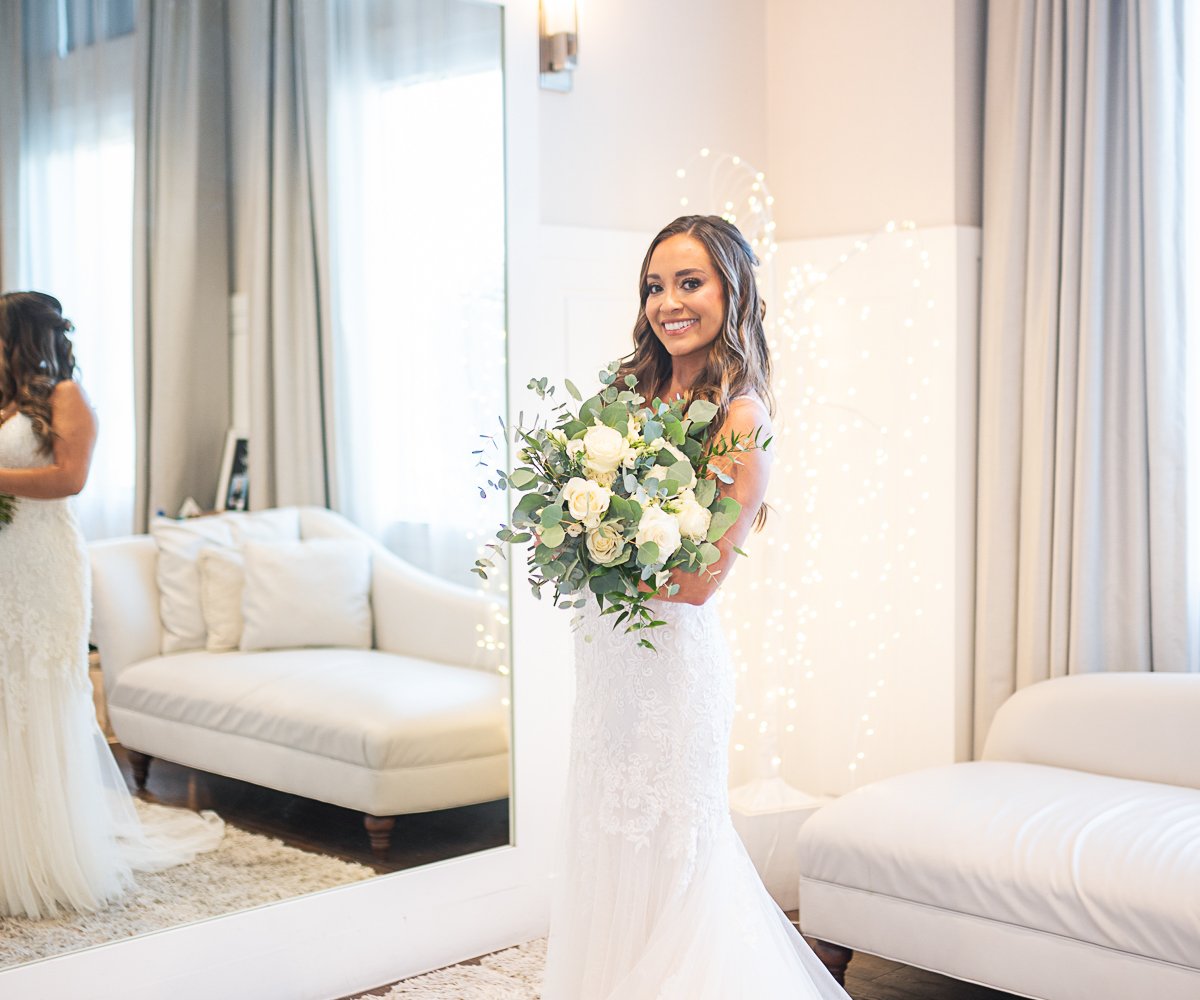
697,542 -> 721,566
685,399 -> 719,426
508,468 -> 538,489
514,492 -> 549,520
541,523 -> 566,548
694,478 -> 717,507
589,569 -> 625,594
643,420 -> 663,444
539,504 -> 563,527
637,541 -> 660,565
706,497 -> 742,542
564,378 -> 582,401
600,402 -> 628,429
580,395 -> 604,423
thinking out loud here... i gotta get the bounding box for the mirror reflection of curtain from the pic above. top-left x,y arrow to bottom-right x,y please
231,0 -> 337,512
326,0 -> 507,587
133,0 -> 231,528
3,0 -> 137,539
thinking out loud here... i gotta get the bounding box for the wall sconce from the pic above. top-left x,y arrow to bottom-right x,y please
539,0 -> 578,93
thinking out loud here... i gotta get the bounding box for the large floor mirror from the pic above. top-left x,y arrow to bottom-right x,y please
0,0 -> 512,978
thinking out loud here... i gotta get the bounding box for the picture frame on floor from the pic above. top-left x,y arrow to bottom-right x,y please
216,430 -> 250,512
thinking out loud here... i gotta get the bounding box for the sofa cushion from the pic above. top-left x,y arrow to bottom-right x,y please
108,649 -> 509,771
152,509 -> 303,654
151,516 -> 235,654
240,539 -> 372,651
198,546 -> 246,652
797,761 -> 1200,969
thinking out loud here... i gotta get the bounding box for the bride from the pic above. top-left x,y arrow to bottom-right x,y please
0,291 -> 223,920
541,218 -> 849,998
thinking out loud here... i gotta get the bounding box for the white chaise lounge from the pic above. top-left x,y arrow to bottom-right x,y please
89,506 -> 510,856
797,673 -> 1200,1000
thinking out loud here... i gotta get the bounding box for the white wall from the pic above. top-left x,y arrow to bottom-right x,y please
539,0 -> 768,232
765,0 -> 985,240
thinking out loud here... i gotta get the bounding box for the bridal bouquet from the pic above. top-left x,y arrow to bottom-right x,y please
0,493 -> 14,531
474,362 -> 770,650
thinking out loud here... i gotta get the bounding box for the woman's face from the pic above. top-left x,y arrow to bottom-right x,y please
644,234 -> 725,368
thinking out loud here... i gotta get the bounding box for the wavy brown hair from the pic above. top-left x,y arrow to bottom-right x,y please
618,215 -> 774,529
0,292 -> 78,455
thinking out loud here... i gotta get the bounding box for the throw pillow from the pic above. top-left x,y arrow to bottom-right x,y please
198,547 -> 246,652
150,516 -> 235,653
239,539 -> 373,651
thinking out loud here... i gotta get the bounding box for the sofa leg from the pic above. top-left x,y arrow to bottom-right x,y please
812,940 -> 853,986
127,750 -> 153,792
363,814 -> 396,859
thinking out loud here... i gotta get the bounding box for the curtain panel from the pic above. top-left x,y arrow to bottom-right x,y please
133,0 -> 232,527
974,0 -> 1194,752
229,0 -> 336,513
0,3 -> 22,291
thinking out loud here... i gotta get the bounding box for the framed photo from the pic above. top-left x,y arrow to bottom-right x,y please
216,430 -> 250,512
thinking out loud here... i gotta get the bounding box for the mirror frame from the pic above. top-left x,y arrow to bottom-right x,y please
0,2 -> 574,996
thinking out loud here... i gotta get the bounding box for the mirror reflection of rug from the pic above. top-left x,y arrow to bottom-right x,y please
371,938 -> 546,999
0,801 -> 375,970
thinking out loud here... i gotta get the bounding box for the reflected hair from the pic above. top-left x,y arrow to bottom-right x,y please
618,215 -> 774,529
0,291 -> 78,454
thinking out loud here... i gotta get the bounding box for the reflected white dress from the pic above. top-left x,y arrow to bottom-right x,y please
541,599 -> 849,999
0,411 -> 224,919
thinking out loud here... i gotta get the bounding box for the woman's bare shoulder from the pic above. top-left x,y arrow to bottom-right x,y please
51,379 -> 92,406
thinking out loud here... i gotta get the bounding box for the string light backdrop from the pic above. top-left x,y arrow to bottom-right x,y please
673,151 -> 965,798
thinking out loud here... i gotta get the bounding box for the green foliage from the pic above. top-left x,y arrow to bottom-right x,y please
706,496 -> 742,542
473,361 -> 772,653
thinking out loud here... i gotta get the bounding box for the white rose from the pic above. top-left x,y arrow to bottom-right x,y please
672,488 -> 712,543
589,468 -> 617,489
561,476 -> 612,528
583,423 -> 629,474
585,521 -> 627,565
634,504 -> 682,560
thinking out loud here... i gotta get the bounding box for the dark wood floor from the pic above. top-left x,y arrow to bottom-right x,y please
111,744 -> 510,875
116,747 -> 1017,1000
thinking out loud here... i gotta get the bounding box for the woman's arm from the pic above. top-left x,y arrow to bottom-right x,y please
0,381 -> 98,498
648,396 -> 774,606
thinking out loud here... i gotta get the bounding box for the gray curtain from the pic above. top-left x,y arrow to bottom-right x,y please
973,0 -> 1194,752
0,2 -> 22,290
133,0 -> 231,527
230,0 -> 336,512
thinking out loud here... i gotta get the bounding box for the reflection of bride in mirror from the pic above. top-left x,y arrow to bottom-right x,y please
0,292 -> 223,919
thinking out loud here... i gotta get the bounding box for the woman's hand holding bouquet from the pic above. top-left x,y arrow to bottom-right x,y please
474,362 -> 770,650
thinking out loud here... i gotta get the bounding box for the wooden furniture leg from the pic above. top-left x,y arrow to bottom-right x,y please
363,814 -> 396,859
127,749 -> 153,791
812,940 -> 853,986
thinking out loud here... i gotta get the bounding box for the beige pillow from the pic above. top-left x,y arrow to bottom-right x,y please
198,547 -> 246,652
150,516 -> 235,653
239,539 -> 373,651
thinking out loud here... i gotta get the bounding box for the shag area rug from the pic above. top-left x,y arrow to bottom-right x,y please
0,802 -> 375,970
372,938 -> 547,998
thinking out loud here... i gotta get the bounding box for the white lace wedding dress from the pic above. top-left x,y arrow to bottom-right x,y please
0,411 -> 224,919
541,599 -> 849,999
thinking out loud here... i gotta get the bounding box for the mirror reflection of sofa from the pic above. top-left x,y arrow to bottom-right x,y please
89,506 -> 510,857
